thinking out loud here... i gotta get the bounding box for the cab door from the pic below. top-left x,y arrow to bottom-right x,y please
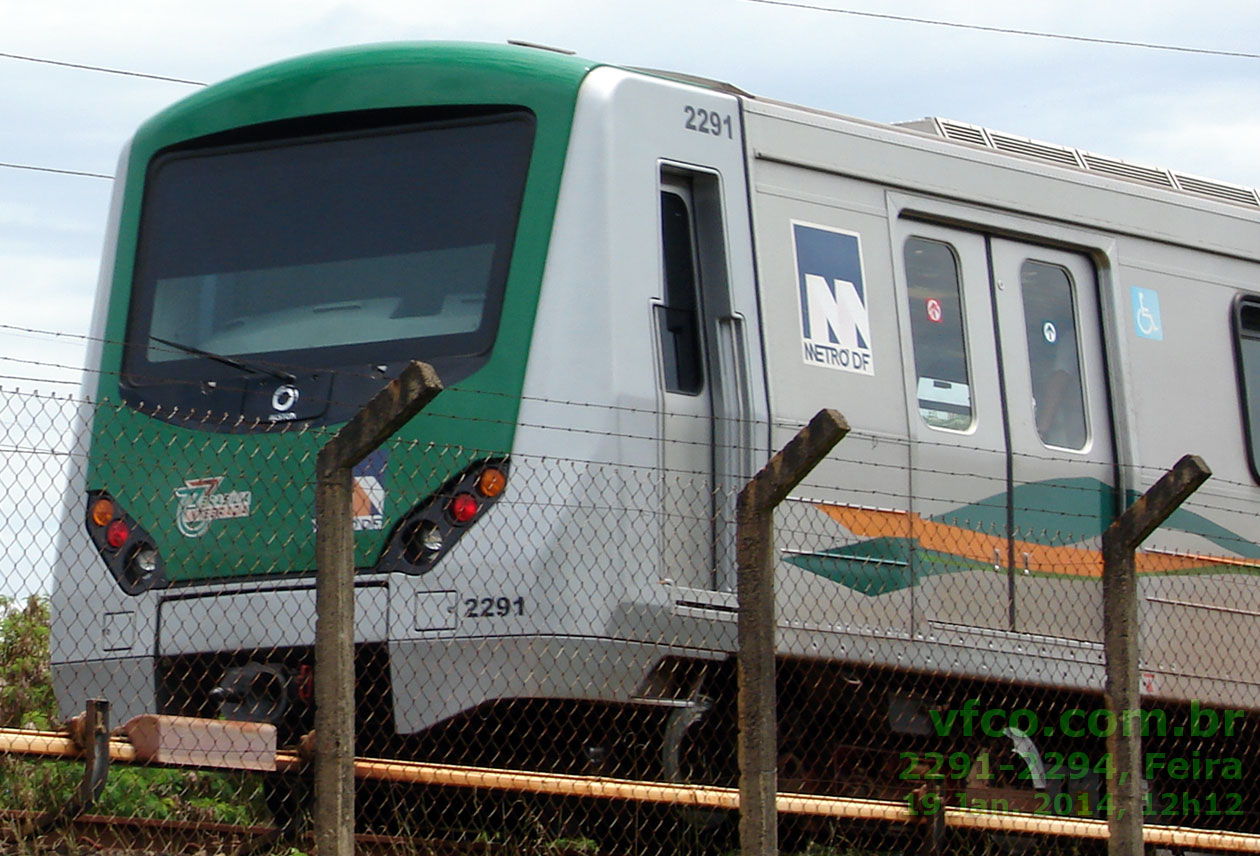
656,168 -> 758,592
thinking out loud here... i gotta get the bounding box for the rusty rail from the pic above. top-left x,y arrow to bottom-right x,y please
15,699 -> 110,837
4,726 -> 1260,852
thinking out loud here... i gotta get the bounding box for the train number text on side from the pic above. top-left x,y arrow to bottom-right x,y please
683,105 -> 734,139
464,596 -> 526,618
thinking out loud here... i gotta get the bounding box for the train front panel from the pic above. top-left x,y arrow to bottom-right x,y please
50,42 -> 595,729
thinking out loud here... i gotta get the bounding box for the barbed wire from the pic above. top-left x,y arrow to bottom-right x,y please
0,326 -> 1246,508
0,329 -> 1244,497
0,374 -> 79,387
0,383 -> 1253,522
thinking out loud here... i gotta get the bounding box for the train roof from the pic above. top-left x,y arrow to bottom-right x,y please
142,39 -> 1260,215
896,116 -> 1260,211
614,54 -> 1260,214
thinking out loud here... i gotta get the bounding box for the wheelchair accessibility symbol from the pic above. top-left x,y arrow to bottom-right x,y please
1131,287 -> 1163,341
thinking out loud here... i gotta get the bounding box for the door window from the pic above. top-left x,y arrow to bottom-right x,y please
904,237 -> 973,431
1019,260 -> 1087,450
659,190 -> 705,395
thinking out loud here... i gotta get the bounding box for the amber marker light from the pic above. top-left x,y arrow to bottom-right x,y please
477,467 -> 507,498
91,497 -> 115,527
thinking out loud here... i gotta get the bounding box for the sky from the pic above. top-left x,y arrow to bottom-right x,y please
2,0 -> 1259,392
0,0 -> 1258,596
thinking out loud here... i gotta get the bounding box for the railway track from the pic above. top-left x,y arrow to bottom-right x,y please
2,810 -> 270,855
6,721 -> 1260,854
0,809 -> 614,856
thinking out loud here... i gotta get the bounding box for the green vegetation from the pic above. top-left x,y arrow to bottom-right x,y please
0,595 -> 268,827
0,596 -> 56,730
0,756 -> 266,824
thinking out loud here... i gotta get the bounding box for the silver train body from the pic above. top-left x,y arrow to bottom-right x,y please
52,57 -> 1260,770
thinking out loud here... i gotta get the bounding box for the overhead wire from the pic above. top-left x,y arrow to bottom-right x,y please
0,50 -> 204,180
0,50 -> 205,86
1,7 -> 1256,182
0,161 -> 111,180
740,0 -> 1260,60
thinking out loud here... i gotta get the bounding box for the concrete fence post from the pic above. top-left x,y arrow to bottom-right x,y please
1101,454 -> 1210,856
737,408 -> 849,856
314,361 -> 443,856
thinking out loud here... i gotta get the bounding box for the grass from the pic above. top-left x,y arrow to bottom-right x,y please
0,595 -> 269,828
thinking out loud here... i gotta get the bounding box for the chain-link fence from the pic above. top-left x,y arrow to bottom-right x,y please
3,382 -> 1259,855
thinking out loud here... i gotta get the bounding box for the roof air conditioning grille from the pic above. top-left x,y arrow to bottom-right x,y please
900,117 -> 1259,209
989,132 -> 1083,168
937,120 -> 989,147
1173,173 -> 1260,207
1079,153 -> 1176,189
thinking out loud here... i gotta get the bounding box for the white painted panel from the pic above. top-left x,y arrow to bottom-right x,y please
157,585 -> 388,653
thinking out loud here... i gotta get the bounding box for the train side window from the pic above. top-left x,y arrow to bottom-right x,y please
1020,260 -> 1087,450
1233,297 -> 1260,480
904,237 -> 973,430
658,189 -> 704,394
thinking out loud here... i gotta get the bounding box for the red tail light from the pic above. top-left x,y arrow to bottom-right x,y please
86,490 -> 167,594
449,493 -> 479,524
377,459 -> 510,575
106,519 -> 130,548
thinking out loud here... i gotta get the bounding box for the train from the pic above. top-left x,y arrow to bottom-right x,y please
50,40 -> 1260,836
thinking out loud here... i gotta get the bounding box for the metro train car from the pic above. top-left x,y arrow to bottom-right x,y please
50,40 -> 1260,828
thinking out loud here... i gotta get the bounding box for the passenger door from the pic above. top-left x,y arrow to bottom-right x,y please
895,223 -> 1011,633
896,220 -> 1114,643
990,238 -> 1113,641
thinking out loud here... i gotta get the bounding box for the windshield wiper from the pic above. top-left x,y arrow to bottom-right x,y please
150,336 -> 297,383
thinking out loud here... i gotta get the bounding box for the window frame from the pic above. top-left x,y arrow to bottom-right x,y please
903,235 -> 976,432
1232,294 -> 1260,482
117,108 -> 536,428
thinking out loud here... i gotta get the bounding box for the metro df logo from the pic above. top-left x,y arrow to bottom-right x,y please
792,222 -> 873,375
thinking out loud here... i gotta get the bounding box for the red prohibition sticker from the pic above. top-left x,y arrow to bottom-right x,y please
926,297 -> 943,323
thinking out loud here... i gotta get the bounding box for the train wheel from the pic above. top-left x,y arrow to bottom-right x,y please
661,694 -> 736,837
964,727 -> 1061,854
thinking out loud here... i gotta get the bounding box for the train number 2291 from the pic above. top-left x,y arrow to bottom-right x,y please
464,595 -> 526,618
684,105 -> 734,139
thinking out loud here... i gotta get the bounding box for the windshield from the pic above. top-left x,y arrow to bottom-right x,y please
122,110 -> 535,426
